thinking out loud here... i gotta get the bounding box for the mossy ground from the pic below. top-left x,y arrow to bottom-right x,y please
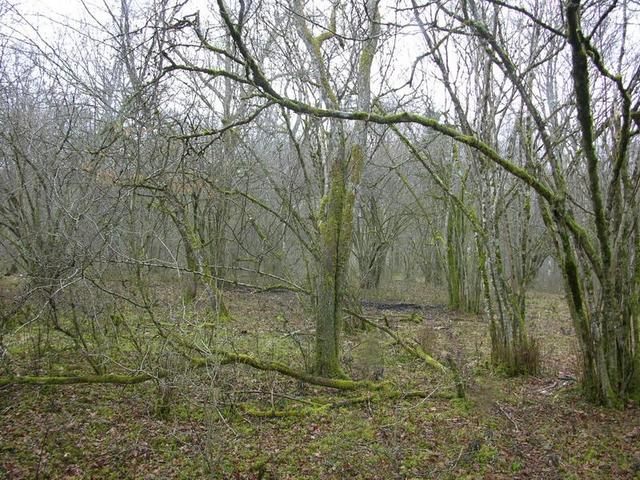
1,281 -> 639,479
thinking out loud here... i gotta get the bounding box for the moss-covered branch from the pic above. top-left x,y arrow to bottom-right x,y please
566,1 -> 611,277
192,349 -> 385,391
0,373 -> 156,386
1,350 -> 384,393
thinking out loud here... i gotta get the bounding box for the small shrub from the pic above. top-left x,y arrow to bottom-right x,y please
492,336 -> 540,376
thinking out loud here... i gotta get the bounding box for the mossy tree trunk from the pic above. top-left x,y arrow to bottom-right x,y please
445,197 -> 464,310
554,1 -> 639,405
547,209 -> 639,406
289,0 -> 380,376
315,155 -> 354,377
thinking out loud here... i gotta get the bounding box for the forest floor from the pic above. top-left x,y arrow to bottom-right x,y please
1,280 -> 639,479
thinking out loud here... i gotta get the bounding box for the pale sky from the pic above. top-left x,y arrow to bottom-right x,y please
6,0 -> 638,129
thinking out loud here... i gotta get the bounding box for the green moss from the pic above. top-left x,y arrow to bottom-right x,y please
475,445 -> 498,464
401,448 -> 439,470
584,446 -> 598,461
172,403 -> 205,422
450,397 -> 473,414
350,144 -> 364,183
510,459 -> 524,472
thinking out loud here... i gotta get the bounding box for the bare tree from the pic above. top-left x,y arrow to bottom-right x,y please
198,0 -> 639,405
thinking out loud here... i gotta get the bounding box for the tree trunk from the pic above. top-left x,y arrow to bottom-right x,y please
314,160 -> 354,377
565,275 -> 638,406
446,203 -> 463,310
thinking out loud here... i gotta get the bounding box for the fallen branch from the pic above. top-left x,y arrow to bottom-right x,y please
0,373 -> 156,386
345,309 -> 447,373
191,349 -> 386,391
367,313 -> 423,324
